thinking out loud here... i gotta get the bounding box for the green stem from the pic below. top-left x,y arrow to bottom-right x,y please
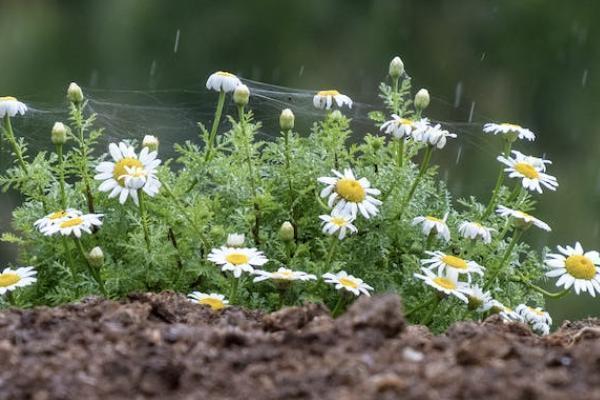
424,232 -> 435,251
513,277 -> 571,299
204,90 -> 226,162
507,184 -> 522,203
229,276 -> 240,304
239,105 -> 260,245
283,129 -> 294,213
398,145 -> 433,219
137,189 -> 151,252
5,291 -> 16,306
396,139 -> 404,168
484,229 -> 523,289
56,144 -> 67,209
324,237 -> 338,272
61,237 -> 76,275
74,238 -> 107,296
74,103 -> 95,213
2,115 -> 27,170
420,295 -> 441,325
482,140 -> 512,219
331,295 -> 346,317
405,296 -> 437,318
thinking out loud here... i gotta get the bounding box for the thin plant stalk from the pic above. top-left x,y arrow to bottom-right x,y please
137,189 -> 151,252
238,105 -> 261,244
513,277 -> 570,299
204,90 -> 226,162
482,140 -> 512,219
72,102 -> 96,213
420,295 -> 441,325
398,145 -> 433,219
2,115 -> 27,170
74,237 -> 107,296
484,228 -> 523,289
324,237 -> 338,272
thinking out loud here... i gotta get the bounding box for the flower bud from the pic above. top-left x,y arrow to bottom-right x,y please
414,89 -> 430,110
330,110 -> 343,122
67,82 -> 84,104
87,246 -> 104,268
233,84 -> 250,107
279,108 -> 295,131
227,233 -> 245,247
279,221 -> 295,242
389,56 -> 404,80
51,122 -> 67,145
142,135 -> 159,152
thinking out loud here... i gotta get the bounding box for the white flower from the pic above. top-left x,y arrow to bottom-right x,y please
226,233 -> 245,247
322,270 -> 373,296
463,285 -> 493,312
497,151 -> 558,193
206,71 -> 242,93
544,242 -> 600,296
489,300 -> 523,322
515,304 -> 552,332
483,122 -> 535,141
207,246 -> 268,278
380,115 -> 428,139
318,168 -> 382,219
0,266 -> 37,295
313,90 -> 352,110
319,211 -> 358,240
496,205 -> 551,232
187,292 -> 229,311
458,221 -> 494,244
34,209 -> 82,232
95,142 -> 161,205
413,268 -> 470,302
42,212 -> 103,238
412,213 -> 450,242
421,251 -> 485,282
253,267 -> 317,283
414,123 -> 456,149
0,96 -> 27,118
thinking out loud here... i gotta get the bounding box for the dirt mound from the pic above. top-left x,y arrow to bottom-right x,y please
0,292 -> 599,399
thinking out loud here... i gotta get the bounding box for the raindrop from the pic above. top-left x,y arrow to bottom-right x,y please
89,69 -> 99,87
454,81 -> 463,108
480,52 -> 486,61
173,29 -> 181,54
299,65 -> 305,77
149,60 -> 157,77
468,101 -> 476,122
455,145 -> 463,164
581,69 -> 588,87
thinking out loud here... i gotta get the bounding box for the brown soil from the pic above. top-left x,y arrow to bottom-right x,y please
0,293 -> 599,400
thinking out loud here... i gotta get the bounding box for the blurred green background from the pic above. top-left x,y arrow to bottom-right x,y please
1,0 -> 599,322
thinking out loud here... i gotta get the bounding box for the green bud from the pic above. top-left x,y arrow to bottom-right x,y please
226,233 -> 245,247
330,110 -> 343,122
279,221 -> 295,242
88,246 -> 104,268
414,89 -> 430,110
142,135 -> 159,152
67,82 -> 84,104
233,84 -> 250,107
51,122 -> 67,145
279,108 -> 295,131
389,56 -> 404,80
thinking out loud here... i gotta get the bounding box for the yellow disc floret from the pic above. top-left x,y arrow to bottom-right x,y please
441,255 -> 468,270
514,162 -> 539,179
60,217 -> 84,228
225,253 -> 250,265
330,217 -> 348,227
335,178 -> 366,202
49,211 -> 68,220
565,255 -> 596,280
339,277 -> 359,289
0,96 -> 17,102
199,298 -> 226,311
113,158 -> 143,186
0,273 -> 21,287
317,90 -> 341,96
433,277 -> 457,290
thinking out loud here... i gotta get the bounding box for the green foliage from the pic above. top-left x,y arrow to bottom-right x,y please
0,60 -> 560,333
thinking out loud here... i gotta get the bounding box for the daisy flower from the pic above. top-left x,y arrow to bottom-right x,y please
318,168 -> 382,219
253,267 -> 317,283
42,212 -> 103,238
516,304 -> 552,326
95,142 -> 161,205
313,90 -> 352,110
380,115 -> 428,139
412,213 -> 450,242
207,246 -> 268,278
458,221 -> 494,244
483,122 -> 535,141
413,269 -> 470,303
544,242 -> 600,296
0,96 -> 27,118
421,251 -> 485,282
463,285 -> 493,312
497,151 -> 557,193
322,270 -> 373,296
0,266 -> 37,295
496,205 -> 551,232
414,123 -> 456,149
34,209 -> 82,233
188,292 -> 229,311
206,71 -> 242,93
489,300 -> 523,322
319,211 -> 358,240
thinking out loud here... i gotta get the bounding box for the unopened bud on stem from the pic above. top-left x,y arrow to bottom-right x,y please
389,56 -> 404,80
51,122 -> 67,145
142,135 -> 159,152
279,108 -> 295,131
88,246 -> 104,268
279,221 -> 295,242
67,82 -> 84,104
414,89 -> 430,110
233,84 -> 250,107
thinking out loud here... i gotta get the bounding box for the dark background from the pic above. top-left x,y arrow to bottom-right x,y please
1,0 -> 599,322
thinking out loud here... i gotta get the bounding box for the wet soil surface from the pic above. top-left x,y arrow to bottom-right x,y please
0,293 -> 599,400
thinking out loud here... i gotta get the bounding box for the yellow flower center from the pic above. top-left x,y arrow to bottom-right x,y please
432,277 -> 457,290
0,273 -> 21,287
515,211 -> 532,220
199,298 -> 226,311
59,217 -> 84,228
500,123 -> 521,130
113,158 -> 143,187
335,178 -> 366,202
276,270 -> 294,279
425,216 -> 443,223
49,211 -> 68,220
441,255 -> 468,270
216,71 -> 236,78
339,277 -> 359,289
225,253 -> 250,265
330,217 -> 348,227
397,118 -> 413,126
565,255 -> 596,280
317,90 -> 341,97
514,162 -> 539,179
0,96 -> 17,102
528,307 -> 545,317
